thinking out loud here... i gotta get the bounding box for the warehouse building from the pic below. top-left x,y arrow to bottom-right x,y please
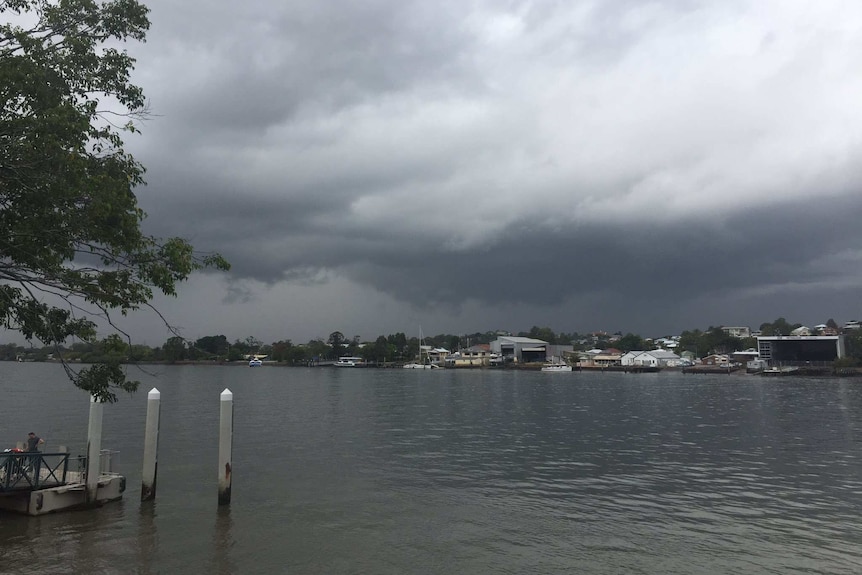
756,335 -> 845,365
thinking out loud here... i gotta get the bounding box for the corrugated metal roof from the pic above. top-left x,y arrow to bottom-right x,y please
643,350 -> 680,358
496,336 -> 548,344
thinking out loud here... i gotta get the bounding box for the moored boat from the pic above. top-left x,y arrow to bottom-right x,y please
403,326 -> 442,369
403,362 -> 441,369
334,356 -> 367,367
761,366 -> 799,376
541,355 -> 572,372
541,362 -> 573,372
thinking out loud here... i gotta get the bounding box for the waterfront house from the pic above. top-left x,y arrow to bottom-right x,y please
577,349 -> 622,367
816,325 -> 839,336
620,350 -> 682,367
449,344 -> 492,367
428,347 -> 450,365
702,354 -> 730,366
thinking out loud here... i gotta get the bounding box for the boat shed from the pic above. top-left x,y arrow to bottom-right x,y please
490,336 -> 548,364
756,335 -> 845,365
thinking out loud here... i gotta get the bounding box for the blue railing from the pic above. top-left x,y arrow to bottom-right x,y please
0,452 -> 69,492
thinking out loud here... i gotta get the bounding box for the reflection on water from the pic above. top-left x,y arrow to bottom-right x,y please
137,503 -> 158,575
210,506 -> 235,575
1,364 -> 862,574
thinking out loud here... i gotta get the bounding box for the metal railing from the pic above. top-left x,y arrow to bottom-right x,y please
69,449 -> 120,479
768,360 -> 835,368
99,449 -> 119,474
0,452 -> 69,492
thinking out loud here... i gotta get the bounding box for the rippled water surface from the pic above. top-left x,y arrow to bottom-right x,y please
2,363 -> 862,574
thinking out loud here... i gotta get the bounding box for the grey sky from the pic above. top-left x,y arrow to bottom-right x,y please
97,0 -> 862,345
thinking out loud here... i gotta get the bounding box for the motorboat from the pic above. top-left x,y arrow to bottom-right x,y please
541,364 -> 572,372
248,358 -> 262,367
403,362 -> 441,369
761,366 -> 799,376
541,359 -> 573,372
335,356 -> 367,367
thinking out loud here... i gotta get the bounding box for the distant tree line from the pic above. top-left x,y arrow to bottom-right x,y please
6,318 -> 862,366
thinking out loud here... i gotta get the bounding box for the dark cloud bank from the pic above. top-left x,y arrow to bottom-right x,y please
115,0 -> 862,342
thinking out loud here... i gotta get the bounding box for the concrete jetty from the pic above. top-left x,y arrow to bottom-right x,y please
0,452 -> 125,516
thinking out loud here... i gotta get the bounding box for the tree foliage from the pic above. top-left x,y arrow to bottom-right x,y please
365,335 -> 393,362
841,330 -> 862,366
194,334 -> 229,357
306,339 -> 328,360
0,0 -> 228,402
758,318 -> 801,337
162,336 -> 186,363
616,333 -> 646,352
678,326 -> 744,357
327,330 -> 345,358
387,332 -> 407,356
519,326 -> 557,344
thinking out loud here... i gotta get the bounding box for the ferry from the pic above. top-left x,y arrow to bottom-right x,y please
334,356 -> 367,367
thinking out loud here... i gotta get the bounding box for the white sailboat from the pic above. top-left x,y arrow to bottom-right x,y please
403,327 -> 441,369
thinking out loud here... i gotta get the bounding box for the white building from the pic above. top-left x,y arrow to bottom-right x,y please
654,337 -> 680,349
447,345 -> 492,367
620,350 -> 682,367
722,326 -> 751,338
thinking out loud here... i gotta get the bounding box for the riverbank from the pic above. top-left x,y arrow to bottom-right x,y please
10,358 -> 862,377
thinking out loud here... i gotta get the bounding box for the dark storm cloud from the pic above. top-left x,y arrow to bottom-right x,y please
141,0 -> 481,138
119,0 -> 862,340
344,193 -> 862,308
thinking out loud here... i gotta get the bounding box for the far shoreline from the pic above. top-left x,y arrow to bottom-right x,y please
7,358 -> 862,377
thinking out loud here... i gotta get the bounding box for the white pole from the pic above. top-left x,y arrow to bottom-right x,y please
218,388 -> 233,506
141,387 -> 161,501
85,395 -> 104,504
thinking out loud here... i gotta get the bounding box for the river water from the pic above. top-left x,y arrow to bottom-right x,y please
1,363 -> 862,574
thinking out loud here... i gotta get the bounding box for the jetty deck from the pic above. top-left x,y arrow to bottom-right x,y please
0,452 -> 125,515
